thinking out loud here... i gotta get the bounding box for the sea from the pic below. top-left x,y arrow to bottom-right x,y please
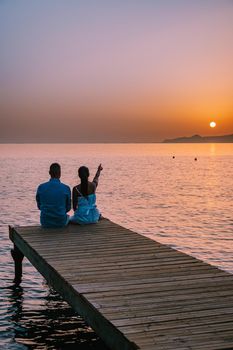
0,143 -> 233,349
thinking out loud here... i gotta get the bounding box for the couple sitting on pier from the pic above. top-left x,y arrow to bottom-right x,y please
36,163 -> 103,228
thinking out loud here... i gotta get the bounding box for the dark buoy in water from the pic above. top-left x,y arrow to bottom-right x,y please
194,158 -> 197,161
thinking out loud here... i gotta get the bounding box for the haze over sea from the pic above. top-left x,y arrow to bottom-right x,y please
0,143 -> 233,349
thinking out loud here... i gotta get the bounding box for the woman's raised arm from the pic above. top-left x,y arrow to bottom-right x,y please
93,164 -> 103,187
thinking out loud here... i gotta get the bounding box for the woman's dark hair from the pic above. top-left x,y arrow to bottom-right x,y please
78,166 -> 89,197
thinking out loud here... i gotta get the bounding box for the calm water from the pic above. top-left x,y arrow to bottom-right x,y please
0,143 -> 233,349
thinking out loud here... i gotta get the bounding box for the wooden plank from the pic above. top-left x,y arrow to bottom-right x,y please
131,329 -> 233,349
9,225 -> 138,350
69,270 -> 231,292
99,296 -> 233,319
84,286 -> 233,308
9,219 -> 233,350
72,272 -> 230,293
80,278 -> 233,300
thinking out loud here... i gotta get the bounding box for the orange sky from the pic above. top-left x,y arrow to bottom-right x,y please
0,1 -> 233,142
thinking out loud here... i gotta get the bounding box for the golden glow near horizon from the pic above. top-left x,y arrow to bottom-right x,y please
0,1 -> 233,142
210,121 -> 217,128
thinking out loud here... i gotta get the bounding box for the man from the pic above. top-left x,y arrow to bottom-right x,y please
36,163 -> 71,228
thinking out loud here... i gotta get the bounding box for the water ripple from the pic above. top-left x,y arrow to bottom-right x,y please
0,143 -> 233,349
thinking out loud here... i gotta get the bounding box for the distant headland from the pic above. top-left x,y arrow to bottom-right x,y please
163,134 -> 233,143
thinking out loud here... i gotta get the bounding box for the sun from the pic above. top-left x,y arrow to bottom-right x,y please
210,121 -> 216,128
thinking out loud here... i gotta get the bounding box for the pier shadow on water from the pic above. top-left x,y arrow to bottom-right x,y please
4,283 -> 109,350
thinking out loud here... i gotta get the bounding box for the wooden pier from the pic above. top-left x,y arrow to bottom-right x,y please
9,219 -> 233,350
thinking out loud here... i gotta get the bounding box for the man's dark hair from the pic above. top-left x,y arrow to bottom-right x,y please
49,163 -> 61,178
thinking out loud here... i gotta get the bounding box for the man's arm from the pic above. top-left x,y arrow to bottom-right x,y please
36,187 -> 41,209
72,186 -> 78,211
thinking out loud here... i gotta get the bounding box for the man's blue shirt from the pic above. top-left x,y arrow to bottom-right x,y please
36,178 -> 71,228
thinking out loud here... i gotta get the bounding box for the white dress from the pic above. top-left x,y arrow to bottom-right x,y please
69,193 -> 100,224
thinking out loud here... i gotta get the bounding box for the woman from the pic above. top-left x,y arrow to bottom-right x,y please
69,164 -> 103,224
